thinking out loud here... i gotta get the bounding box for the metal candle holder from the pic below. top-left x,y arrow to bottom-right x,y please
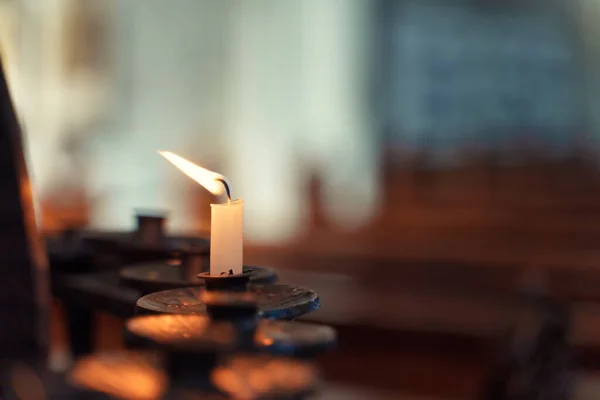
136,283 -> 320,320
126,292 -> 336,357
119,252 -> 277,294
81,212 -> 209,265
135,213 -> 167,244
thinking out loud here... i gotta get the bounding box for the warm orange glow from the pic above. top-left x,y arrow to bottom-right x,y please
69,352 -> 168,400
211,356 -> 317,399
158,151 -> 231,197
201,291 -> 256,307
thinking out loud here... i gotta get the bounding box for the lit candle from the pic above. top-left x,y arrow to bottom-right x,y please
159,151 -> 243,276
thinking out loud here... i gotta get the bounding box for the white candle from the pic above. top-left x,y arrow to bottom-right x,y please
159,151 -> 243,275
210,199 -> 243,275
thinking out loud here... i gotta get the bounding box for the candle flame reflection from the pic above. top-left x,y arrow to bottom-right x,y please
158,151 -> 232,197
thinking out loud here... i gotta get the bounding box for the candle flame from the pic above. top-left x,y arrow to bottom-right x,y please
159,151 -> 231,197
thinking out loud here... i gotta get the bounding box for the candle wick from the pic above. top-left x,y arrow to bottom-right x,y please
215,178 -> 231,202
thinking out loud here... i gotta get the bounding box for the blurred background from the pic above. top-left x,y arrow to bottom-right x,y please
4,0 -> 600,398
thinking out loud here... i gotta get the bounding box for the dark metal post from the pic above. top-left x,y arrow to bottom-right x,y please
0,56 -> 50,363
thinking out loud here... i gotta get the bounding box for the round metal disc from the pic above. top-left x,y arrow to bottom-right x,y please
136,285 -> 320,320
120,263 -> 277,293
